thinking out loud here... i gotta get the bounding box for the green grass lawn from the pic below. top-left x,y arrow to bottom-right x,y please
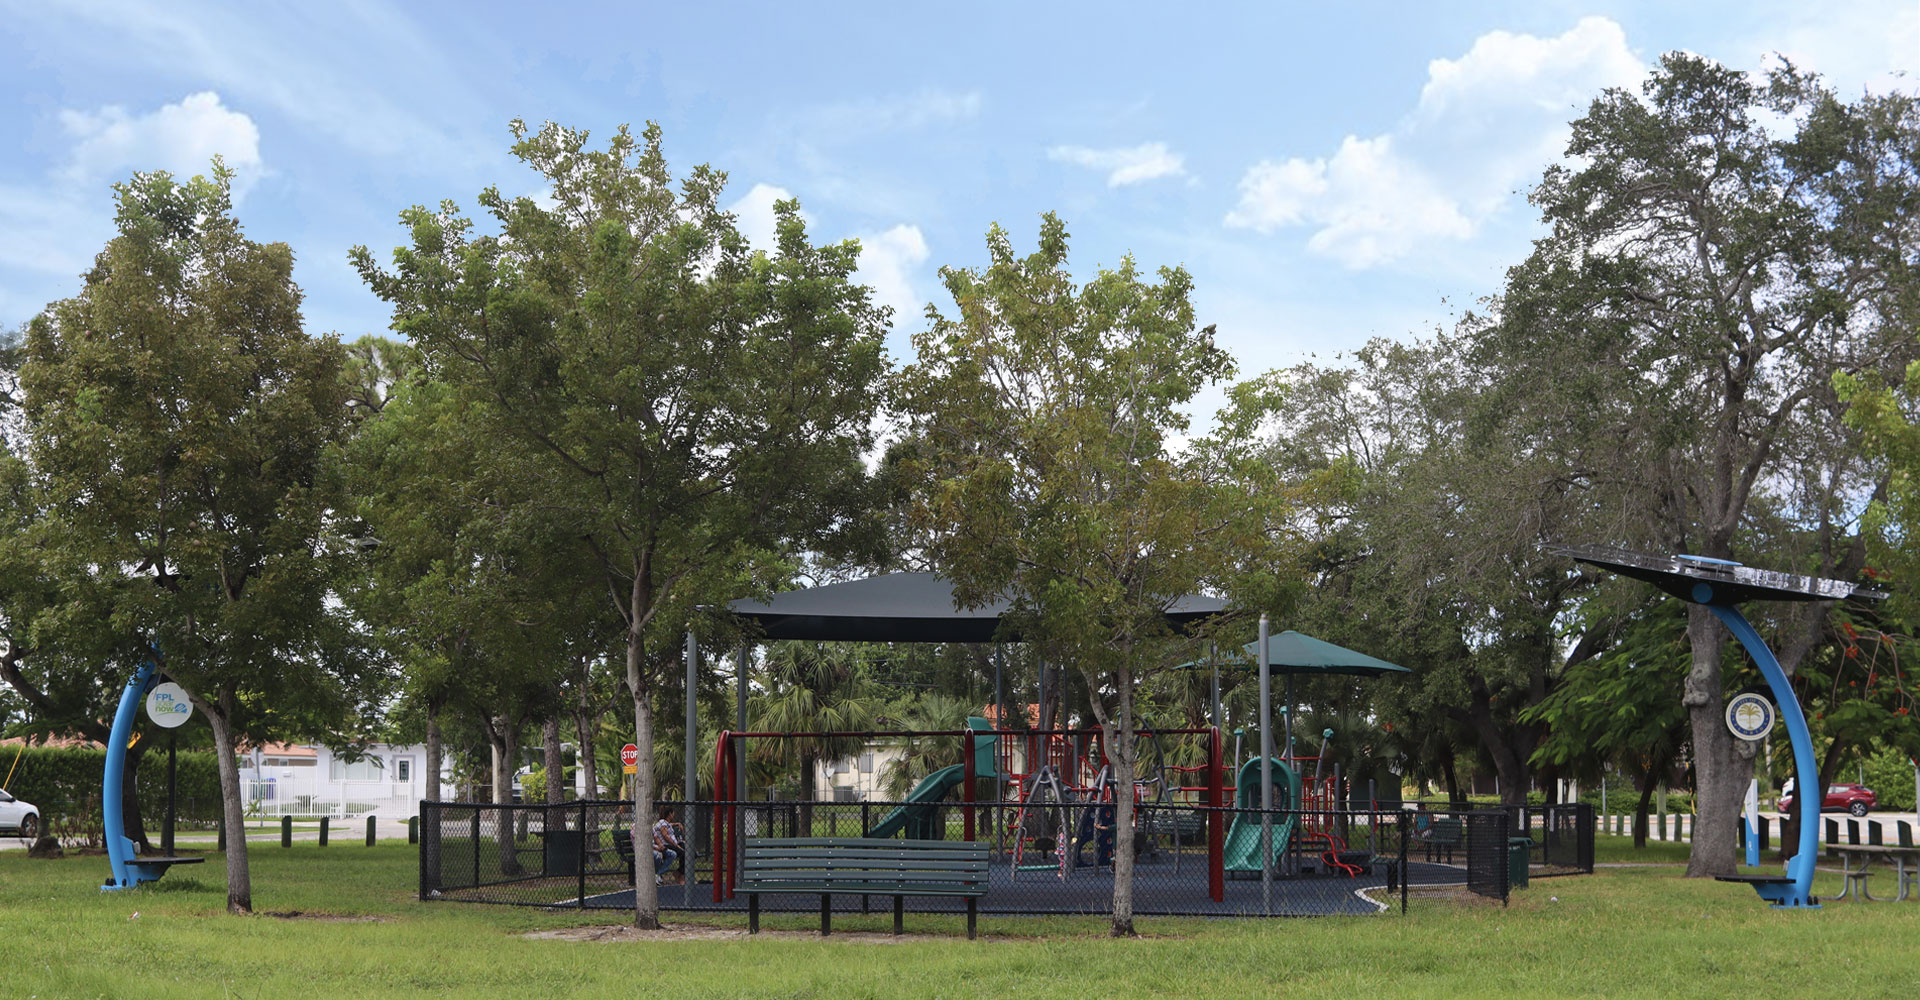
2,837 -> 1912,999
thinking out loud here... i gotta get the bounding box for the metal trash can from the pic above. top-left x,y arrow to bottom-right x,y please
1509,836 -> 1533,890
542,829 -> 583,877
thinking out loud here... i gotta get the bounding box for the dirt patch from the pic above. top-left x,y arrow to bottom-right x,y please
524,924 -> 919,943
260,911 -> 387,923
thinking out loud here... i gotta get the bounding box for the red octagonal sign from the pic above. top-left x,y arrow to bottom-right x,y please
620,744 -> 640,767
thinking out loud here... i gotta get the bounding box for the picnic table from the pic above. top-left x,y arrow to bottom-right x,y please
1829,844 -> 1920,902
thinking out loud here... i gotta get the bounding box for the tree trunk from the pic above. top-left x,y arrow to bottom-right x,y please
199,695 -> 252,914
1441,754 -> 1464,809
122,741 -> 152,853
1683,606 -> 1742,877
798,750 -> 817,836
574,707 -> 599,800
424,699 -> 443,806
544,716 -> 566,834
489,719 -> 521,876
1084,657 -> 1137,938
1633,775 -> 1656,849
626,586 -> 660,929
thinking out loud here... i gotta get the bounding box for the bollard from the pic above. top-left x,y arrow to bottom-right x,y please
218,820 -> 226,852
319,816 -> 329,847
367,815 -> 377,847
1759,815 -> 1770,851
1848,818 -> 1861,845
1825,818 -> 1839,844
408,816 -> 418,844
282,815 -> 293,848
1869,821 -> 1883,846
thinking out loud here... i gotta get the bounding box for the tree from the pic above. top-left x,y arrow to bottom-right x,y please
353,121 -> 889,927
895,214 -> 1293,935
750,642 -> 884,827
1482,56 -> 1919,875
20,165 -> 375,913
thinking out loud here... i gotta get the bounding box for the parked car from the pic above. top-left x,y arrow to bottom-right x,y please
0,788 -> 38,839
1778,782 -> 1875,817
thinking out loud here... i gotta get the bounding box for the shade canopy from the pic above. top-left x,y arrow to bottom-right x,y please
1181,630 -> 1411,678
728,571 -> 1230,643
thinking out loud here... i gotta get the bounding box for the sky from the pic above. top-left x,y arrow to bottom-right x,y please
2,1 -> 1915,397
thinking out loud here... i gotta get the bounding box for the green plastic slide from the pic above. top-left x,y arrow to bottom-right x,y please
1222,756 -> 1299,872
864,763 -> 967,839
864,717 -> 999,839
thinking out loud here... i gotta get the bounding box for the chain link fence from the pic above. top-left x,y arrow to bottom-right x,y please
418,798 -> 1592,917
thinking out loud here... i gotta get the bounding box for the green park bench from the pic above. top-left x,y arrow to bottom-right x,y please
739,837 -> 989,938
1425,817 -> 1463,863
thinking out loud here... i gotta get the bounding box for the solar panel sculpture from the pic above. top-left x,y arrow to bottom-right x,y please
1551,545 -> 1884,909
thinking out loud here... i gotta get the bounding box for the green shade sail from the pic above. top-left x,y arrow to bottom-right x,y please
1181,630 -> 1411,677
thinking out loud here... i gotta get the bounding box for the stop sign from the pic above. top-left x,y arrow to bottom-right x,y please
620,744 -> 640,767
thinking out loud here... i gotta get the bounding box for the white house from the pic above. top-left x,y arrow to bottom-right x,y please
239,742 -> 456,818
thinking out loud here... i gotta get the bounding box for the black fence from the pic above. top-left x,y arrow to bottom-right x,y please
421,798 -> 1578,918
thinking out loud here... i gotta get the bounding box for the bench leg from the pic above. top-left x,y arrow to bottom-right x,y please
820,893 -> 831,936
749,894 -> 760,934
966,898 -> 977,940
893,896 -> 904,935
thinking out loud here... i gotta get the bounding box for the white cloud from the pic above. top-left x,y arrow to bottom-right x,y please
1048,142 -> 1187,187
1226,16 -> 1644,268
1228,136 -> 1472,268
59,91 -> 264,195
728,183 -> 810,254
1739,1 -> 1919,98
854,224 -> 931,330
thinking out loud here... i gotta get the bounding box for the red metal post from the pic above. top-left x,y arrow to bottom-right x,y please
712,732 -> 730,902
1208,725 -> 1225,902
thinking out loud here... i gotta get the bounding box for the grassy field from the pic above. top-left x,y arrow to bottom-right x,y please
2,835 -> 1911,999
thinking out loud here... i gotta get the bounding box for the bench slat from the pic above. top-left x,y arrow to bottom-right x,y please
741,868 -> 985,882
739,882 -> 986,896
741,858 -> 988,871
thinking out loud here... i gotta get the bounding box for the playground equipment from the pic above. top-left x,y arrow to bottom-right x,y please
864,718 -> 997,839
709,722 -> 1228,902
1223,756 -> 1298,872
101,656 -> 203,890
1552,545 -> 1884,909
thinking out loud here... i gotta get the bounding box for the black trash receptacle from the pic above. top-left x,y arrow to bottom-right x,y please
542,829 -> 584,876
1509,836 -> 1533,890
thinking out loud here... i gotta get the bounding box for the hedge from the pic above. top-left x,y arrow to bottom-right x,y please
2,744 -> 224,842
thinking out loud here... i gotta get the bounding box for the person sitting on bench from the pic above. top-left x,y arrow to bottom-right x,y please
652,806 -> 683,885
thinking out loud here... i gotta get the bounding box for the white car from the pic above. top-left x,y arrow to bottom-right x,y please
0,788 -> 38,840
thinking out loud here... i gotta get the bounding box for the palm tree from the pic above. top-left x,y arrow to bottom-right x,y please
750,643 -> 884,829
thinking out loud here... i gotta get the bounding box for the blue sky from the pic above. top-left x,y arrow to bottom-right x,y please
3,1 -> 1915,392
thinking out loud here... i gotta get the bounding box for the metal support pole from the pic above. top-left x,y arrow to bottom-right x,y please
163,733 -> 177,856
993,646 -> 1004,727
735,645 -> 748,897
1259,613 -> 1273,916
685,632 -> 698,906
1209,642 -> 1221,735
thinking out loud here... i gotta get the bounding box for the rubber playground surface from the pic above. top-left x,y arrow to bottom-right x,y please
577,856 -> 1474,917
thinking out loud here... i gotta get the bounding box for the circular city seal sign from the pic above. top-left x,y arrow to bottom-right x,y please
145,681 -> 194,729
1724,691 -> 1775,742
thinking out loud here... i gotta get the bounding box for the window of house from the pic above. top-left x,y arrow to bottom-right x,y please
859,753 -> 874,774
330,756 -> 386,781
395,758 -> 413,782
262,756 -> 316,768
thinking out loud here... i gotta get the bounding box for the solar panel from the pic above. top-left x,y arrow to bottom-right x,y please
1544,544 -> 1885,606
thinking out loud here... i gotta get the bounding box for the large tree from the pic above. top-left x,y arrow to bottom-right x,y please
20,165 -> 375,912
1481,56 -> 1919,875
353,121 -> 889,927
895,214 -> 1293,935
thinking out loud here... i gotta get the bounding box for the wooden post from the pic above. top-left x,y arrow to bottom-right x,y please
281,815 -> 292,848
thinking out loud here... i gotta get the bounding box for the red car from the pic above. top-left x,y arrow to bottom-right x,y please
1778,783 -> 1876,817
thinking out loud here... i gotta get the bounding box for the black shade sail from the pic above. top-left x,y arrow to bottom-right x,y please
727,572 -> 1230,643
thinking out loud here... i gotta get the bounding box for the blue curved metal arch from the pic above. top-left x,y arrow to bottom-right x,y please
1706,604 -> 1821,907
101,655 -> 165,890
